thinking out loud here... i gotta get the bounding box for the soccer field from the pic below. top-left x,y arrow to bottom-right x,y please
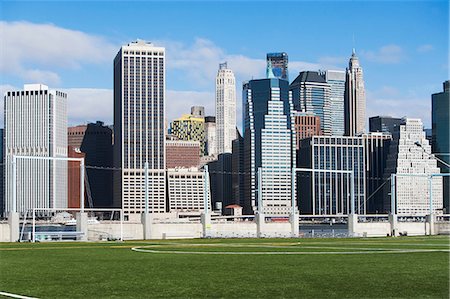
0,236 -> 449,299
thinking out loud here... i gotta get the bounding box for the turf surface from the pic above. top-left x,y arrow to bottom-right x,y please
0,236 -> 449,298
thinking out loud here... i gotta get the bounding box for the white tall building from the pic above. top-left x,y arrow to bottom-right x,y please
204,116 -> 217,157
215,62 -> 236,154
344,49 -> 366,136
386,118 -> 443,215
167,167 -> 210,215
113,40 -> 166,217
4,84 -> 68,214
320,70 -> 345,136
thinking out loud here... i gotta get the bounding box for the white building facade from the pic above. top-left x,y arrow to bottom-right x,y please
113,40 -> 166,217
4,84 -> 68,214
390,119 -> 443,215
344,50 -> 366,136
321,70 -> 345,136
215,62 -> 236,154
167,168 -> 210,215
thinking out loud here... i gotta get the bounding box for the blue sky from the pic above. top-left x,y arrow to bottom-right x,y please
0,0 -> 448,128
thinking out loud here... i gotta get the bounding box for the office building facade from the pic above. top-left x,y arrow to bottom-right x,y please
290,71 -> 332,135
4,84 -> 68,214
384,118 -> 443,215
266,52 -> 289,81
171,114 -> 206,155
432,81 -> 449,211
243,78 -> 295,215
320,70 -> 345,136
167,167 -> 208,215
215,62 -> 236,155
165,140 -> 200,169
297,136 -> 366,215
344,50 -> 366,136
204,116 -> 217,157
68,121 -> 113,207
113,40 -> 166,216
293,111 -> 322,150
369,116 -> 403,135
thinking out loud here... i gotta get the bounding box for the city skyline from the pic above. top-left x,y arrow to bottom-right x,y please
1,1 -> 448,129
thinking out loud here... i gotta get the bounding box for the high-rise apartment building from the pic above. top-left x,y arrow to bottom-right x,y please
384,118 -> 442,215
243,78 -> 295,215
290,71 -> 332,135
171,114 -> 206,155
297,136 -> 366,215
266,52 -> 289,81
293,111 -> 322,150
344,49 -> 366,136
113,40 -> 166,216
369,116 -> 403,135
68,121 -> 113,207
4,84 -> 68,214
320,70 -> 345,136
215,62 -> 236,155
432,81 -> 449,211
204,116 -> 217,157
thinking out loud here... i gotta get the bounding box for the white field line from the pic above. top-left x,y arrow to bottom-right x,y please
301,242 -> 450,247
131,247 -> 450,255
0,291 -> 38,299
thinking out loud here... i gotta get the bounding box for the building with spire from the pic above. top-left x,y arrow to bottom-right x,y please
344,49 -> 366,136
215,62 -> 236,155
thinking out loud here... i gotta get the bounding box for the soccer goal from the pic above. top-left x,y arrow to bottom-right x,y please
20,208 -> 124,242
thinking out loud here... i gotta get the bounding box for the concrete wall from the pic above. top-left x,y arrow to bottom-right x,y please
0,223 -> 10,242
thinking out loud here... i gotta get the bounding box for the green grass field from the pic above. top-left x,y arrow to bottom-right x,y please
0,236 -> 449,299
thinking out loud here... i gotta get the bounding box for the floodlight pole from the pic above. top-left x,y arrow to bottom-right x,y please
203,165 -> 209,214
144,162 -> 149,214
390,174 -> 396,215
12,155 -> 17,213
80,159 -> 85,213
291,167 -> 296,214
258,167 -> 263,213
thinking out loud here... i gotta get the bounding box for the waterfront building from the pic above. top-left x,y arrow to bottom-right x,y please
232,131 -> 245,208
432,81 -> 449,211
320,70 -> 345,136
113,40 -> 166,216
215,62 -> 236,154
208,153 -> 232,214
243,78 -> 295,215
266,52 -> 289,81
165,139 -> 201,169
290,71 -> 332,135
384,118 -> 443,215
68,121 -> 113,207
4,84 -> 67,214
369,116 -> 403,135
344,49 -> 366,136
297,136 -> 366,215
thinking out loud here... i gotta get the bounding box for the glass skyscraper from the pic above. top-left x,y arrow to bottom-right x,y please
290,71 -> 332,135
432,80 -> 449,211
243,78 -> 295,215
320,70 -> 345,136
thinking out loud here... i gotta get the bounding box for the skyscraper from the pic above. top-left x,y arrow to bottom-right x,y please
243,78 -> 295,215
113,40 -> 166,217
344,49 -> 366,136
320,70 -> 345,136
171,114 -> 206,155
432,80 -> 449,211
215,62 -> 236,154
4,84 -> 68,214
384,118 -> 442,215
369,116 -> 403,135
290,71 -> 332,135
68,121 -> 113,208
204,116 -> 217,157
267,52 -> 289,81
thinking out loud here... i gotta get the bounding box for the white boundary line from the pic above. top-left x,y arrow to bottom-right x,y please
0,291 -> 38,299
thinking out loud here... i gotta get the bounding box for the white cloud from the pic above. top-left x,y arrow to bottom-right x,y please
63,88 -> 113,126
0,21 -> 118,85
417,44 -> 434,53
366,88 -> 431,128
361,45 -> 404,64
166,90 -> 214,122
